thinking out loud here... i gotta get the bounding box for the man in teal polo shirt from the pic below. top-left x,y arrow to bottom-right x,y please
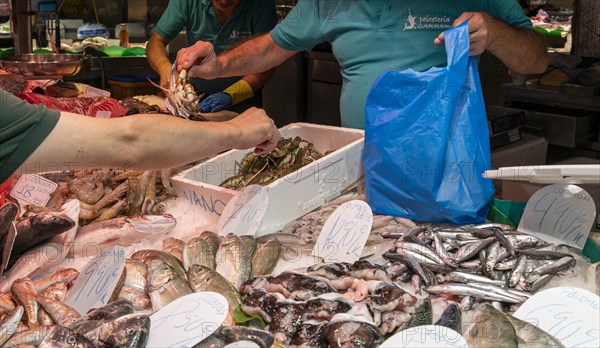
176,0 -> 548,128
147,0 -> 277,113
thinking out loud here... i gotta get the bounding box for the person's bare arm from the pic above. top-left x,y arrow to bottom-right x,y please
20,109 -> 279,173
147,32 -> 174,88
176,33 -> 295,80
435,12 -> 548,74
243,68 -> 276,93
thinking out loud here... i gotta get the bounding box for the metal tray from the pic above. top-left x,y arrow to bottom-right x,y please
0,54 -> 84,77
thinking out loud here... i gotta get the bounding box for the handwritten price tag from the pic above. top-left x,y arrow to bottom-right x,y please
147,292 -> 228,347
380,325 -> 468,348
216,185 -> 268,236
65,245 -> 125,314
514,287 -> 600,348
312,200 -> 373,263
518,184 -> 595,249
10,174 -> 57,206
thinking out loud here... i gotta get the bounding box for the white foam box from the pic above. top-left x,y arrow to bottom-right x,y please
171,123 -> 364,236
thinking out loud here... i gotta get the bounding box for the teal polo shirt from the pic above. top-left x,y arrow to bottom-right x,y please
271,0 -> 532,129
155,0 -> 277,94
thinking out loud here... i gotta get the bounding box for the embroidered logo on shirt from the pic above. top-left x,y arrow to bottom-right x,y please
403,8 -> 452,30
230,29 -> 253,39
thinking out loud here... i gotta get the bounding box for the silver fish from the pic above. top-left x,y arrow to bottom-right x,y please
508,255 -> 527,287
0,306 -> 24,346
12,212 -> 75,261
70,214 -> 176,258
84,314 -> 150,348
453,237 -> 495,263
39,325 -> 95,348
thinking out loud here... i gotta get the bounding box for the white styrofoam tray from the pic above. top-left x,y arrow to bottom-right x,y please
171,122 -> 364,236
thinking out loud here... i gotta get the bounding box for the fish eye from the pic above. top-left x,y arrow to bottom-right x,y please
127,328 -> 136,335
67,335 -> 77,344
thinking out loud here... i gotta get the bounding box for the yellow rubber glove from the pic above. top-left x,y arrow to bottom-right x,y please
223,79 -> 254,106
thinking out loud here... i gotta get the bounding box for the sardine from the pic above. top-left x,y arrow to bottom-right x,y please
445,271 -> 506,286
425,283 -> 523,303
484,242 -> 502,279
12,212 -> 75,261
434,303 -> 462,333
71,214 -> 176,258
464,304 -> 518,348
38,325 -> 96,348
531,256 -> 576,276
0,306 -> 24,346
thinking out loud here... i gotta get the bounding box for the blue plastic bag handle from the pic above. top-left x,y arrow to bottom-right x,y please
444,22 -> 470,80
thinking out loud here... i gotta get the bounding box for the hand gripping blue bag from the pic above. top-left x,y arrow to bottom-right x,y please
364,22 -> 494,224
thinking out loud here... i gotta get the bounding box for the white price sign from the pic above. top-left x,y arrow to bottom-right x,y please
518,184 -> 595,249
514,287 -> 600,348
217,185 -> 268,236
148,292 -> 228,347
380,325 -> 468,348
312,200 -> 373,263
10,174 -> 57,206
65,245 -> 126,314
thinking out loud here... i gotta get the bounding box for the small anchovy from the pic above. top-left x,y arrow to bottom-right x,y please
491,227 -> 515,256
484,242 -> 502,279
395,241 -> 444,265
467,283 -> 528,303
412,274 -> 422,295
433,234 -> 458,268
460,296 -> 475,311
473,223 -> 513,231
434,303 -> 462,333
402,235 -> 430,248
425,283 -> 523,303
495,258 -> 517,271
419,262 -> 454,275
518,249 -> 573,260
446,271 -> 506,286
395,248 -> 442,265
453,237 -> 495,263
530,274 -> 555,293
508,255 -> 527,287
532,256 -> 576,275
469,229 -> 495,239
383,252 -> 431,286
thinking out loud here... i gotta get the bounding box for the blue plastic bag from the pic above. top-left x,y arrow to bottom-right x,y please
364,22 -> 494,224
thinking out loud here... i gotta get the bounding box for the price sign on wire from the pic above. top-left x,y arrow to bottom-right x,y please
518,184 -> 595,249
10,174 -> 57,206
147,292 -> 228,347
65,245 -> 126,315
216,185 -> 268,236
380,325 -> 468,348
514,287 -> 600,348
312,200 -> 373,263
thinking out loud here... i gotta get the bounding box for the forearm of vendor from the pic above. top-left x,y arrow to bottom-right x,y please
147,33 -> 174,88
487,22 -> 548,74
